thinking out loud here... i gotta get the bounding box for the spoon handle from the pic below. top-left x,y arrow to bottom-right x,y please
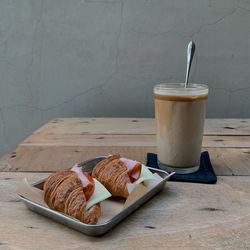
185,41 -> 195,88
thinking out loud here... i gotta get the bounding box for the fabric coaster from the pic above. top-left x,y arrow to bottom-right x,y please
147,151 -> 217,184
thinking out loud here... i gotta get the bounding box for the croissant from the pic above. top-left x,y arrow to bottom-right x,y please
92,154 -> 141,198
43,168 -> 101,224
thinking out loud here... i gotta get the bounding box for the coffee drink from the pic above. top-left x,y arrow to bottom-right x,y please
154,83 -> 208,173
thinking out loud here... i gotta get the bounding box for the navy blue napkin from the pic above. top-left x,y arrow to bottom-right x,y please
147,151 -> 217,184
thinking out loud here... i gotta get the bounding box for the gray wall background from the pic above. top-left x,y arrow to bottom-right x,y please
0,0 -> 250,156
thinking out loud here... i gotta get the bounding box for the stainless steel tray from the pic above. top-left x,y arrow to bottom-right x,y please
18,156 -> 174,236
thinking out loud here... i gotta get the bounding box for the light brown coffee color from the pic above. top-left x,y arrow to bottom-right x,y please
154,93 -> 208,168
154,93 -> 208,102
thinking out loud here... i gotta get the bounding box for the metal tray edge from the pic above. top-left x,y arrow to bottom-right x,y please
19,163 -> 174,236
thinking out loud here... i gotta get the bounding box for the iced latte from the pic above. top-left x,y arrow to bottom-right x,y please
154,83 -> 209,174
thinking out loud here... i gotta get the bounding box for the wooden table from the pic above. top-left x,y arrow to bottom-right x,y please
1,118 -> 250,249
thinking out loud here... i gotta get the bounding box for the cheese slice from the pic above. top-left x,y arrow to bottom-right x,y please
86,178 -> 112,210
143,173 -> 163,188
134,164 -> 156,185
127,164 -> 159,194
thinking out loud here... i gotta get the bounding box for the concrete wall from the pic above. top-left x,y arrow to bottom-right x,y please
0,0 -> 250,156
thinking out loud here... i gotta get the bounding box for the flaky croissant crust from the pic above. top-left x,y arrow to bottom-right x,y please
43,170 -> 100,224
92,154 -> 131,198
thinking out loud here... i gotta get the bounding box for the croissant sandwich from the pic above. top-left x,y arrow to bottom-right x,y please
92,154 -> 156,198
43,165 -> 111,224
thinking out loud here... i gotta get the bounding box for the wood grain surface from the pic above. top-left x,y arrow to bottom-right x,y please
32,118 -> 250,135
0,118 -> 250,250
0,118 -> 249,175
0,172 -> 249,250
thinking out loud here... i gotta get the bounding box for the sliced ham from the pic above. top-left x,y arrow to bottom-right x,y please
120,158 -> 142,182
71,164 -> 95,201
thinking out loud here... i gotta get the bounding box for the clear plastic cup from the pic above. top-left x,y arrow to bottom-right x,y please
154,83 -> 209,174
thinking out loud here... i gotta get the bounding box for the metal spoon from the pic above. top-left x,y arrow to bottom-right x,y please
185,41 -> 196,88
